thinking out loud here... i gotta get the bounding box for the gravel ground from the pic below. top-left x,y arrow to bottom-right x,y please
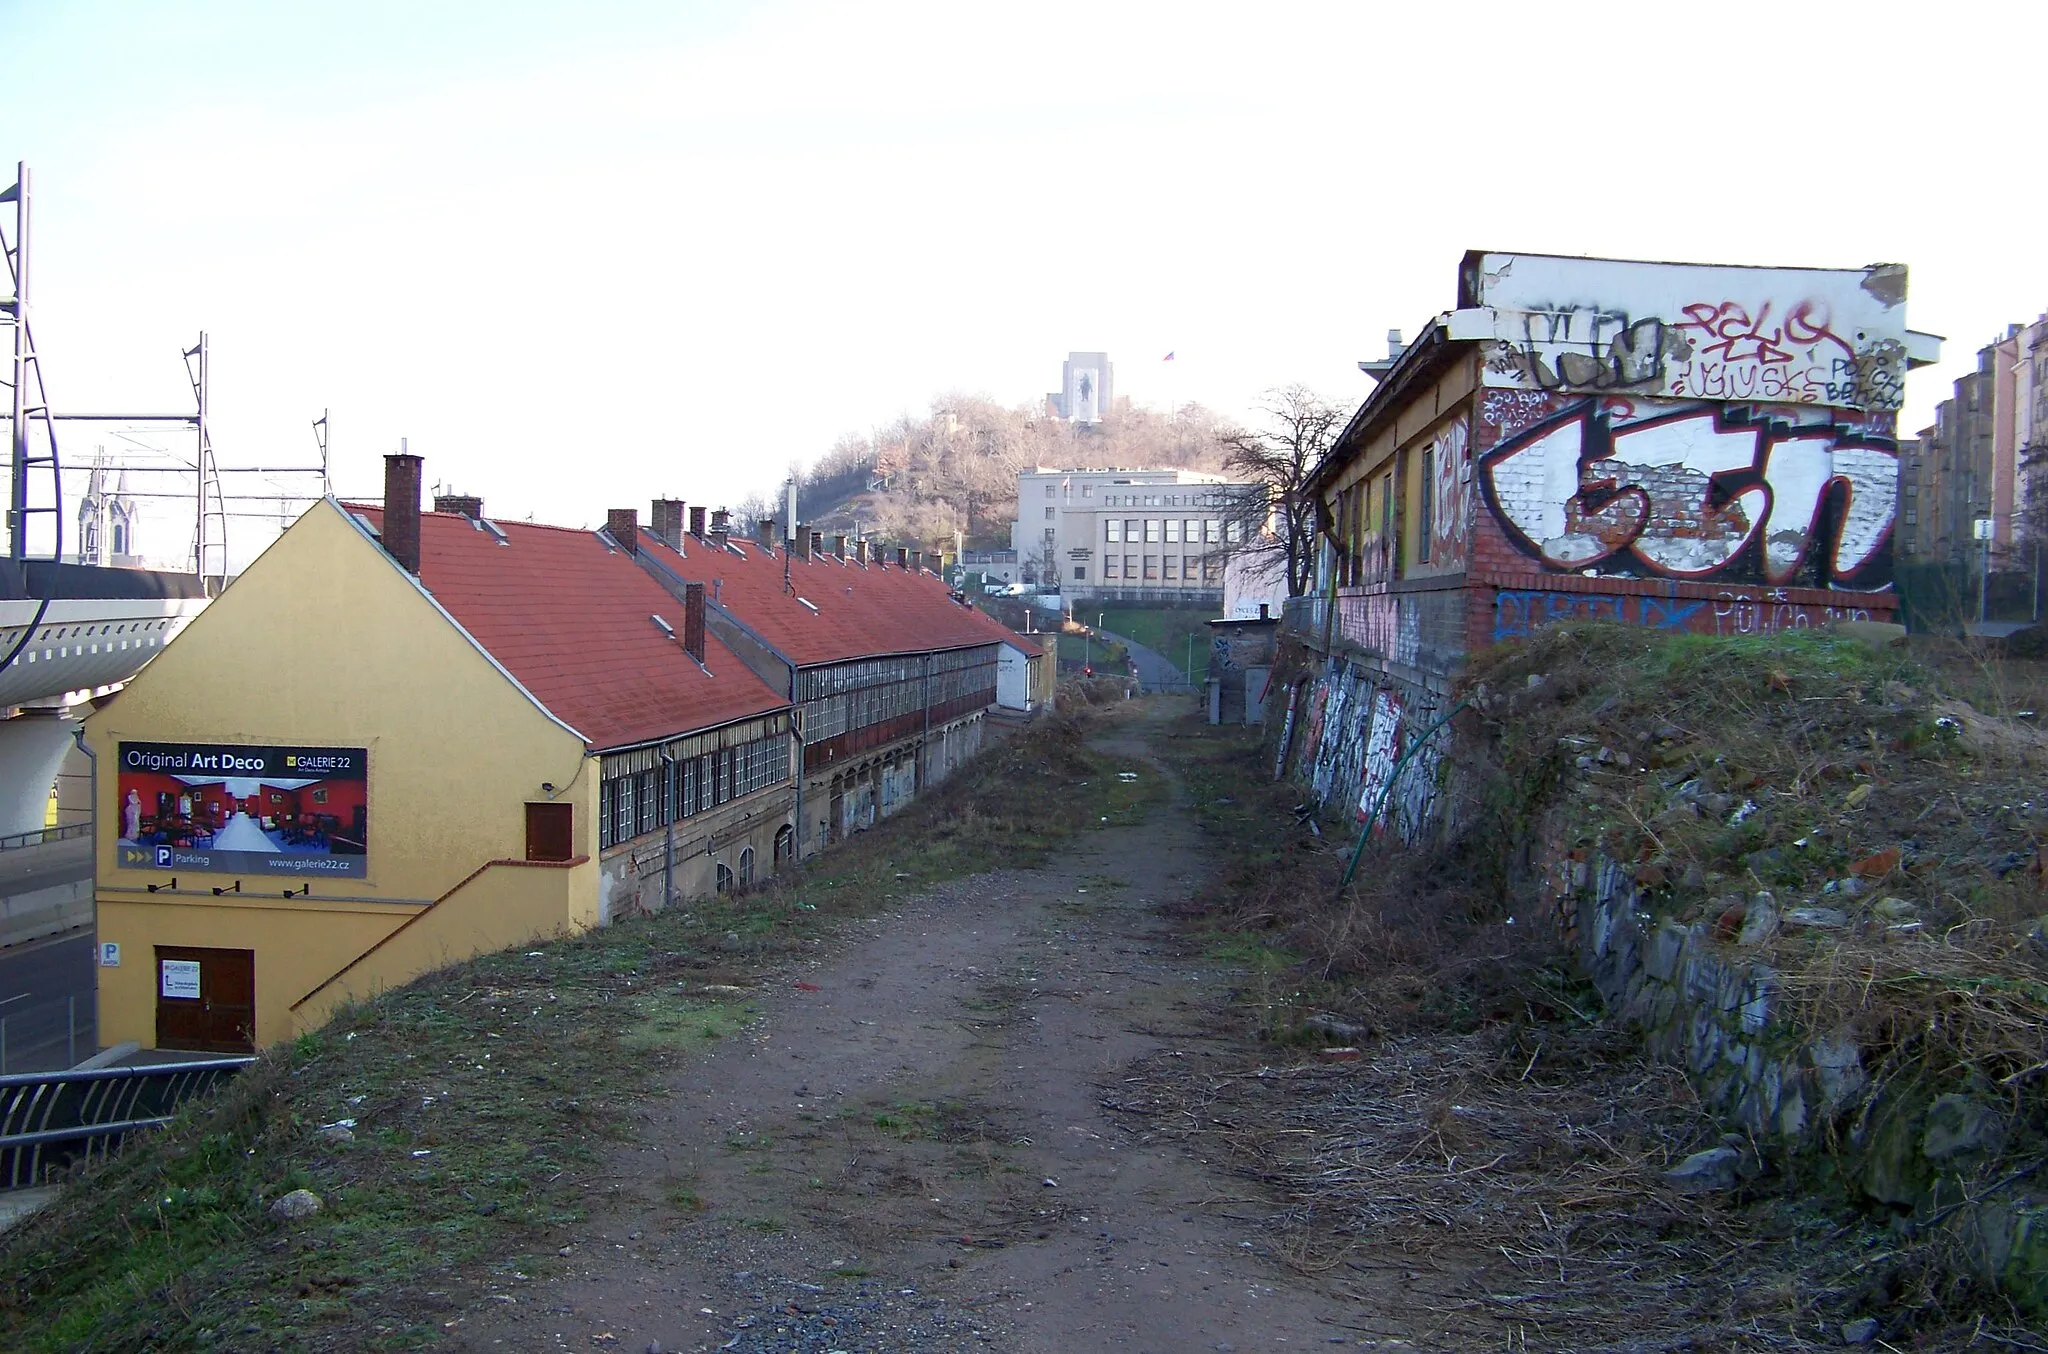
454,703 -> 1386,1353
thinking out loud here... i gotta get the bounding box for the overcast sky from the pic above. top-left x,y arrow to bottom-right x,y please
4,1 -> 2042,565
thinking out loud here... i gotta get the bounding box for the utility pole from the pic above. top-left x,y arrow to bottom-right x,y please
182,333 -> 230,592
4,161 -> 60,564
313,410 -> 331,496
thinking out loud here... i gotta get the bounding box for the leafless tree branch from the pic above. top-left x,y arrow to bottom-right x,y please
1214,385 -> 1346,597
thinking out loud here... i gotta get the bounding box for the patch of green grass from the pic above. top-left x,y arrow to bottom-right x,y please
0,709 -> 1138,1353
664,1182 -> 708,1213
871,1100 -> 938,1139
624,993 -> 758,1050
1056,631 -> 1128,671
1093,606 -> 1217,683
1204,933 -> 1298,972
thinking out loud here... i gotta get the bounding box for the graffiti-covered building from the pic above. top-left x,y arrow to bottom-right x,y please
1278,251 -> 1943,829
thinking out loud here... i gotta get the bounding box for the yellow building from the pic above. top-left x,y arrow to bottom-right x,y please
87,456 -> 793,1053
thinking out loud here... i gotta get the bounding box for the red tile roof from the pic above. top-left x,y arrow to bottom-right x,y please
637,533 -> 1029,667
350,506 -> 789,751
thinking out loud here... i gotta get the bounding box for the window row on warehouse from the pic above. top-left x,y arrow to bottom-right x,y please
598,732 -> 791,849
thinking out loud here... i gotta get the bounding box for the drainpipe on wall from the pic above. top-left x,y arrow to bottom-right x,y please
919,653 -> 932,793
660,751 -> 675,910
789,709 -> 805,860
71,722 -> 96,982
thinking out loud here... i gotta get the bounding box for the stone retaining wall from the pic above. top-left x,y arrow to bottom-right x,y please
1542,830 -> 2048,1310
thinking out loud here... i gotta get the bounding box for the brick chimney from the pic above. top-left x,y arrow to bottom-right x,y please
383,451 -> 423,574
759,518 -> 779,551
855,539 -> 869,565
709,509 -> 730,544
833,534 -> 847,560
688,505 -> 708,538
433,492 -> 482,521
896,546 -> 908,569
809,530 -> 823,558
911,550 -> 924,572
683,582 -> 706,662
651,498 -> 685,548
607,508 -> 639,555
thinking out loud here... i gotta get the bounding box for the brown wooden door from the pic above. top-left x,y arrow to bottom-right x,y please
155,946 -> 256,1054
525,802 -> 574,861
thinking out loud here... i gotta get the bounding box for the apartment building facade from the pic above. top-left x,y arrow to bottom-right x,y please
1902,312 -> 2048,573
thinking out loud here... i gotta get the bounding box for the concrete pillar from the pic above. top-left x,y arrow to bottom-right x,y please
0,712 -> 76,839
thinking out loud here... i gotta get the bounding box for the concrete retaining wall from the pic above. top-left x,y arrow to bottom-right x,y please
0,876 -> 92,949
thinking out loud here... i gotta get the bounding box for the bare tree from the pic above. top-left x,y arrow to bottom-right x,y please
737,390 -> 1238,560
1216,385 -> 1345,597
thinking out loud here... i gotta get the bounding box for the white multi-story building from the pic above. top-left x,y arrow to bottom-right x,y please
1008,467 -> 1252,604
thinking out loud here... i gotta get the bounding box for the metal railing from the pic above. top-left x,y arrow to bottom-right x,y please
0,992 -> 95,1075
0,823 -> 90,853
0,1057 -> 254,1189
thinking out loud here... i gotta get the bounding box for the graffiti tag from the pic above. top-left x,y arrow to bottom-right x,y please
1483,295 -> 1906,411
1492,590 -> 1704,641
1479,400 -> 1896,588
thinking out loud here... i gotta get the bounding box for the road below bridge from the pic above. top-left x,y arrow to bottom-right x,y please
0,929 -> 97,1074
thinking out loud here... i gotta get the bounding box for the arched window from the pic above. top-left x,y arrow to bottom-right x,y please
773,823 -> 795,868
738,846 -> 755,887
715,862 -> 734,894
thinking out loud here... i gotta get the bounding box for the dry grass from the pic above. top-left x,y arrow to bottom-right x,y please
0,706 -> 1144,1353
1150,633 -> 2048,1347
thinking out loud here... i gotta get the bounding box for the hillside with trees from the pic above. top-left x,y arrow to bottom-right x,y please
731,394 -> 1239,551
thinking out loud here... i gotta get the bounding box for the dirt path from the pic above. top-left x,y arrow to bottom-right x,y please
455,704 -> 1373,1353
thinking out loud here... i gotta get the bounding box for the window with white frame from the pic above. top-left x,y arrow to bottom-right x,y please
599,732 -> 792,849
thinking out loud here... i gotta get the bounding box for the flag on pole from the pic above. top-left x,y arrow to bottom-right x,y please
1162,351 -> 1175,361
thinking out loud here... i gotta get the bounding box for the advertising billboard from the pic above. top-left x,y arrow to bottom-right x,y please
116,742 -> 368,878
